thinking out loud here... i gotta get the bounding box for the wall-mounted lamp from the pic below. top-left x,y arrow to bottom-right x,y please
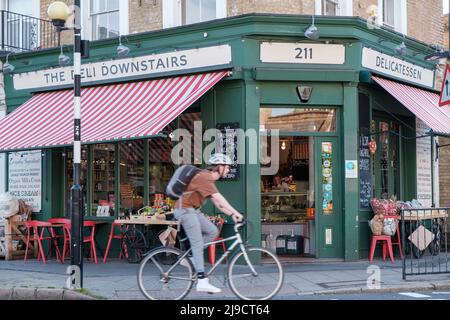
281,141 -> 286,150
296,85 -> 313,103
304,15 -> 319,40
117,35 -> 130,57
58,45 -> 71,66
2,53 -> 15,74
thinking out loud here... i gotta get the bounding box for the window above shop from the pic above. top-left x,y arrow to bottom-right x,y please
378,0 -> 407,34
83,0 -> 128,41
314,0 -> 353,16
163,0 -> 227,29
260,108 -> 337,133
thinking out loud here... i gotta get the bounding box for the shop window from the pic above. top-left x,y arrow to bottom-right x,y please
90,144 -> 115,216
119,141 -> 144,214
260,108 -> 336,133
6,0 -> 40,51
372,119 -> 401,200
149,137 -> 175,207
64,146 -> 88,216
90,0 -> 120,40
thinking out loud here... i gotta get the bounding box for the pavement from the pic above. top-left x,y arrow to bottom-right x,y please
1,256 -> 450,300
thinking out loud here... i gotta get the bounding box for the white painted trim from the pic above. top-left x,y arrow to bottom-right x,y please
377,0 -> 383,25
163,0 -> 181,28
399,0 -> 407,35
119,0 -> 128,36
35,0 -> 40,19
315,0 -> 322,15
0,0 -> 5,11
216,0 -> 227,19
81,0 -> 91,40
342,0 -> 353,16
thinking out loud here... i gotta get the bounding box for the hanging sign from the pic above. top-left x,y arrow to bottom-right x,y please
13,44 -> 232,91
8,150 -> 42,212
260,42 -> 346,64
362,48 -> 434,88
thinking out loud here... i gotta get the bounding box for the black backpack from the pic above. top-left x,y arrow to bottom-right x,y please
166,165 -> 202,200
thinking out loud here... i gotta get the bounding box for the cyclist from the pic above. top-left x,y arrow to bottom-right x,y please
174,153 -> 244,294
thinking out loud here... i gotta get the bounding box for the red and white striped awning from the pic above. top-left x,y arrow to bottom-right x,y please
373,76 -> 450,135
0,71 -> 228,151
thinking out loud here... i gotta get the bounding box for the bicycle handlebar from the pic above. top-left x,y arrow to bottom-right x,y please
233,219 -> 247,233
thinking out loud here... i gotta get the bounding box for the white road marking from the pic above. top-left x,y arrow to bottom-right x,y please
398,292 -> 431,298
428,299 -> 446,300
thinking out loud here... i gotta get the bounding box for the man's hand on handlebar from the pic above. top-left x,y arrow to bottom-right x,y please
231,212 -> 244,223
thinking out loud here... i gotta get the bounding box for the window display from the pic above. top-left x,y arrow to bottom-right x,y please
120,141 -> 144,213
91,144 -> 115,217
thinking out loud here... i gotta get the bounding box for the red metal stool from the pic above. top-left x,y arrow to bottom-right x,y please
384,215 -> 402,259
24,221 -> 62,264
83,221 -> 98,264
103,222 -> 124,263
48,218 -> 71,263
369,235 -> 394,263
208,237 -> 227,265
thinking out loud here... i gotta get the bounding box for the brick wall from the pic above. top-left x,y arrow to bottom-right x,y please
353,0 -> 378,19
444,14 -> 449,49
408,0 -> 443,45
439,138 -> 450,207
129,0 -> 163,34
227,0 -> 305,16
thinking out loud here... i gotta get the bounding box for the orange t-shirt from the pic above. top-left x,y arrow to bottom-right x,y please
175,170 -> 219,209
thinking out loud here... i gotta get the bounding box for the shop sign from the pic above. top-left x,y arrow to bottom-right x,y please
362,48 -> 434,88
8,150 -> 42,212
260,42 -> 346,64
13,44 -> 232,91
345,160 -> 358,179
416,119 -> 437,207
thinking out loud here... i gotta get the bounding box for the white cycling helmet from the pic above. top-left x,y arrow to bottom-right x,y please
207,153 -> 233,165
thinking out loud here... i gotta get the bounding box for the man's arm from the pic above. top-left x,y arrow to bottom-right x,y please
210,193 -> 243,222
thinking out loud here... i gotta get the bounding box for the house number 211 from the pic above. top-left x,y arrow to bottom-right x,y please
295,48 -> 313,59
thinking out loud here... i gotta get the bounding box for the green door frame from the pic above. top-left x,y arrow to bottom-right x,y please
315,136 -> 343,258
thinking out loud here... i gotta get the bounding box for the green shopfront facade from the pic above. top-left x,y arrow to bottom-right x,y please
1,14 -> 438,260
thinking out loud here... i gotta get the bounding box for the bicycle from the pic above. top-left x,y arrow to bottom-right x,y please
137,220 -> 284,300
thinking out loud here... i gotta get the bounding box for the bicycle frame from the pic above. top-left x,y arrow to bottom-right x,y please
164,223 -> 258,279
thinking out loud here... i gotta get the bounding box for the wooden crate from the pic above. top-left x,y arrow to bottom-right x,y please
2,215 -> 36,260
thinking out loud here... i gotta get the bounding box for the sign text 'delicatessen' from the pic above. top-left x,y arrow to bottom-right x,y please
13,45 -> 232,91
362,47 -> 434,88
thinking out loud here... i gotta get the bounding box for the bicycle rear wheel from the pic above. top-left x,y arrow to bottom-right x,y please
137,247 -> 194,300
228,247 -> 284,300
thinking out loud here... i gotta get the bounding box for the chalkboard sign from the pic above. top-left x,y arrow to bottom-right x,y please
359,93 -> 372,209
216,122 -> 240,181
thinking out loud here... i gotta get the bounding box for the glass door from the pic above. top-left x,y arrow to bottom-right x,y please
315,137 -> 342,258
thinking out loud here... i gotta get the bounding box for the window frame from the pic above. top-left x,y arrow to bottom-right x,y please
378,0 -> 407,34
82,0 -> 128,41
315,0 -> 353,16
163,0 -> 227,29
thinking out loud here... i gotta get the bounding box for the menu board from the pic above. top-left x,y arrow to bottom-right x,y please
359,93 -> 372,209
359,132 -> 371,209
216,122 -> 240,180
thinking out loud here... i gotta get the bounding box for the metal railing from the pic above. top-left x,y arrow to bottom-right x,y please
1,10 -> 59,53
401,208 -> 450,280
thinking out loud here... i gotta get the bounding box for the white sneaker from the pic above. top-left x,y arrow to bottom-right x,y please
196,278 -> 222,294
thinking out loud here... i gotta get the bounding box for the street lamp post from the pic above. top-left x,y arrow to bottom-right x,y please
48,1 -> 84,288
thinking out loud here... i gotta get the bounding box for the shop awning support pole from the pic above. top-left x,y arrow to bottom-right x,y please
70,0 -> 84,289
431,135 -> 435,208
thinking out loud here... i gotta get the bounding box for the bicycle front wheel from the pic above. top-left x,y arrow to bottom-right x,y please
137,247 -> 194,300
228,247 -> 284,300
